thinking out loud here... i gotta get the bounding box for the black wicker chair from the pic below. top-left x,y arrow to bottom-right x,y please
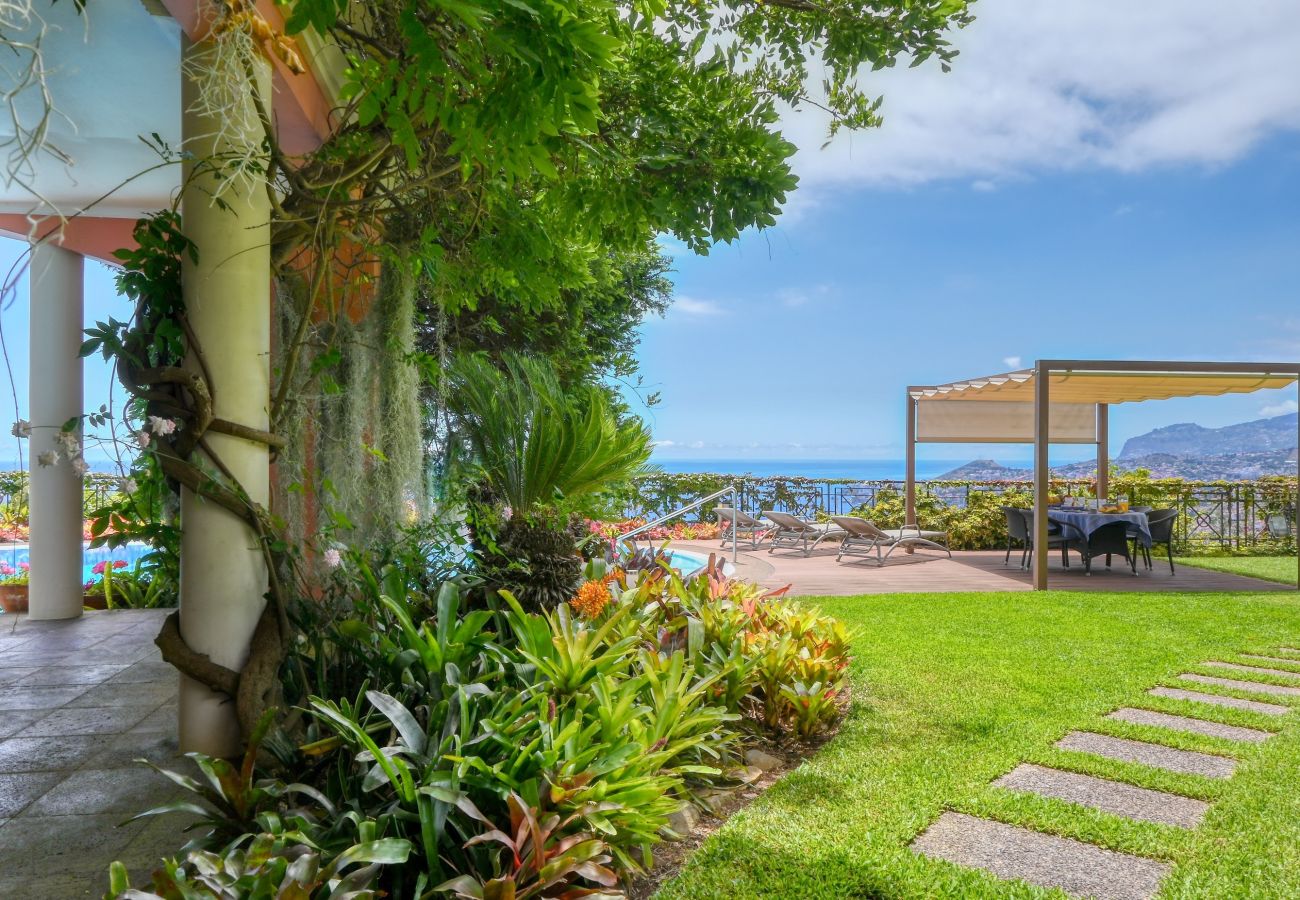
1069,521 -> 1137,575
1021,509 -> 1070,570
1139,508 -> 1178,574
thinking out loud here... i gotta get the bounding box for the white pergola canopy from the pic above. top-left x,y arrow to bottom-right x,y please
904,360 -> 1300,590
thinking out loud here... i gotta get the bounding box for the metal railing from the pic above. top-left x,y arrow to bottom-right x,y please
619,485 -> 739,566
621,475 -> 1298,554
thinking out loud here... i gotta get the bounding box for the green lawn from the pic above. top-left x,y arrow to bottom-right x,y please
654,590 -> 1300,899
1177,555 -> 1298,586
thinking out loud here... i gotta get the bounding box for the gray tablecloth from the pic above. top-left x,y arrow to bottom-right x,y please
1049,509 -> 1151,547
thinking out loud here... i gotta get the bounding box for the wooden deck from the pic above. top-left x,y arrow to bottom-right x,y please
674,541 -> 1296,597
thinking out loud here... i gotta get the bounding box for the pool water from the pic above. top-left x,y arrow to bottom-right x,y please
0,541 -> 153,585
663,549 -> 709,575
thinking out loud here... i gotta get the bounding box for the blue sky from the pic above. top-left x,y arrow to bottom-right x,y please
634,0 -> 1300,464
1,1 -> 1298,474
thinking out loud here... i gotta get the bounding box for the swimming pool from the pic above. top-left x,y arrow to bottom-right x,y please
0,540 -> 153,585
663,548 -> 709,575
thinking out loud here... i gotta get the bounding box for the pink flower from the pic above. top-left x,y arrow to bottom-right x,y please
92,561 -> 107,575
134,430 -> 151,448
19,562 -> 29,571
323,548 -> 342,569
148,416 -> 178,436
0,563 -> 14,575
113,560 -> 127,569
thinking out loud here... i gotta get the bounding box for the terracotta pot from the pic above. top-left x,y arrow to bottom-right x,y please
83,594 -> 108,610
0,584 -> 29,614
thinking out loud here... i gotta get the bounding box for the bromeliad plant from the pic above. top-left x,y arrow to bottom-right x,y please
115,540 -> 852,897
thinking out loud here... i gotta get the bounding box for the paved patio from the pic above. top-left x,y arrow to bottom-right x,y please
677,541 -> 1296,597
0,608 -> 185,899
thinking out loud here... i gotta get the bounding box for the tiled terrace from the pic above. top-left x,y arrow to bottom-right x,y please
0,609 -> 183,899
676,541 -> 1296,596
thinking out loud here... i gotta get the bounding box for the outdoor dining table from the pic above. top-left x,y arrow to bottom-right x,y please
1047,508 -> 1152,548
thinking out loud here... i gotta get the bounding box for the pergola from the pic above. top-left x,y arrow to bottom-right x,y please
904,360 -> 1300,590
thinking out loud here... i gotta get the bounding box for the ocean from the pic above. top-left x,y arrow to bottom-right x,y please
652,458 -> 963,480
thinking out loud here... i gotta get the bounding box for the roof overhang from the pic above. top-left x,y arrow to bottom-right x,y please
909,360 -> 1300,406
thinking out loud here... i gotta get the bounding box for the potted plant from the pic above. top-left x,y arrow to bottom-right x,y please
0,561 -> 29,613
83,559 -> 128,609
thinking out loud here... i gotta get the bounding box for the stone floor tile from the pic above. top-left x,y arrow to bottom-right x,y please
1056,731 -> 1236,778
22,765 -> 180,817
67,680 -> 176,709
24,705 -> 155,737
0,650 -> 78,668
1179,673 -> 1300,697
912,812 -> 1171,900
0,709 -> 49,739
0,812 -> 148,875
0,683 -> 92,710
128,705 -> 178,734
84,731 -> 183,770
0,871 -> 108,899
995,764 -> 1209,828
1240,654 -> 1300,668
1148,686 -> 1289,716
0,735 -> 107,773
1206,661 -> 1300,680
0,666 -> 40,684
1105,708 -> 1272,743
0,771 -> 63,817
17,664 -> 130,685
108,660 -> 176,684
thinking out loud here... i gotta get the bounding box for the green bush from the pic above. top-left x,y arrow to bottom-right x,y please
119,545 -> 852,897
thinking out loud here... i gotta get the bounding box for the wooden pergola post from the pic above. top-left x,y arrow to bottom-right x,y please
1096,403 -> 1109,501
1033,360 -> 1050,590
905,392 -> 917,525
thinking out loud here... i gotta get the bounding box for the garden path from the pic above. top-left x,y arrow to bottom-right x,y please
0,608 -> 185,899
910,649 -> 1300,898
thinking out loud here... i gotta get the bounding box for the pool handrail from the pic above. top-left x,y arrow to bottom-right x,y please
619,485 -> 739,568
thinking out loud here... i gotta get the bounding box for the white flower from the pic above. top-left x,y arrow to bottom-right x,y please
55,430 -> 81,454
70,457 -> 89,476
10,419 -> 31,438
323,547 -> 342,569
135,430 -> 152,448
37,450 -> 60,467
123,478 -> 138,494
148,416 -> 178,437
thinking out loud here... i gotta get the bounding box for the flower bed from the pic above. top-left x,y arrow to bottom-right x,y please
113,554 -> 852,897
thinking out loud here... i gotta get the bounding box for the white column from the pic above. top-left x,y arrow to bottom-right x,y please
28,242 -> 85,621
177,40 -> 272,757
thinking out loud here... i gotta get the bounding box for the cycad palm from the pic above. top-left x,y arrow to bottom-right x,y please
445,353 -> 652,608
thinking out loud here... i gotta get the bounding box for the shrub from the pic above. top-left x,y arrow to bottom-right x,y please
117,542 -> 853,897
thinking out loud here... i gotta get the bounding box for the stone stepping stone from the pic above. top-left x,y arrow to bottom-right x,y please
1179,673 -> 1300,698
1206,661 -> 1300,680
1241,654 -> 1300,668
912,811 -> 1171,900
1106,708 -> 1272,744
1148,686 -> 1289,716
995,763 -> 1209,828
1055,730 -> 1235,778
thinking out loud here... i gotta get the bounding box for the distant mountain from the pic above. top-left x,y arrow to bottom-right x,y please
1119,413 -> 1297,459
937,449 -> 1298,482
937,411 -> 1299,481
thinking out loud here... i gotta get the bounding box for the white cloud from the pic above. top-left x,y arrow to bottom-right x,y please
784,1 -> 1300,188
1260,399 -> 1299,418
1003,356 -> 1023,369
777,283 -> 833,308
671,295 -> 725,317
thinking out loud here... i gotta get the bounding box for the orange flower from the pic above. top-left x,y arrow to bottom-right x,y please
570,579 -> 612,619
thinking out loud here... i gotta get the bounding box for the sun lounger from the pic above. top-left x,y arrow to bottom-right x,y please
716,506 -> 771,550
829,516 -> 952,566
762,510 -> 845,556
